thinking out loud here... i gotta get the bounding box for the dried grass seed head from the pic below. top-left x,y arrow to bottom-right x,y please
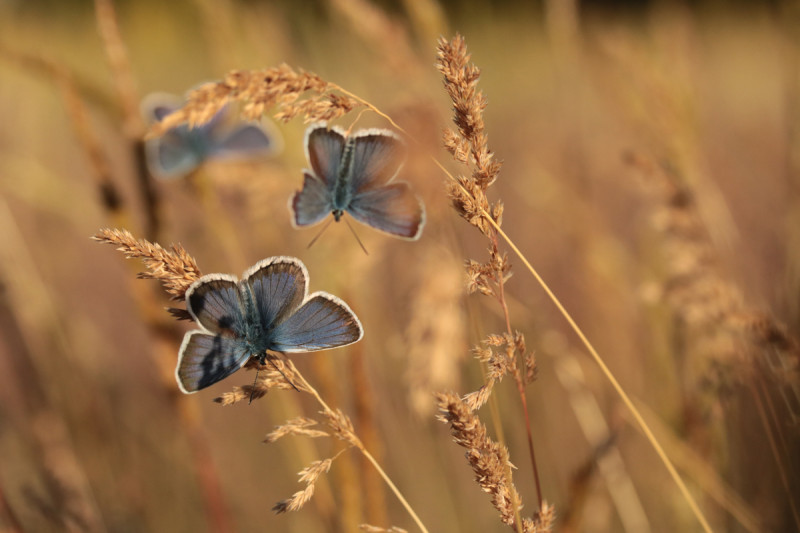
436,391 -> 522,526
93,228 -> 201,301
265,417 -> 328,444
149,65 -> 362,136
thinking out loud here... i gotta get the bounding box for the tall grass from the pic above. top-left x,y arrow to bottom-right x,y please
0,1 -> 798,532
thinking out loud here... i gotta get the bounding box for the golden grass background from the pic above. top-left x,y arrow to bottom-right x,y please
0,0 -> 798,531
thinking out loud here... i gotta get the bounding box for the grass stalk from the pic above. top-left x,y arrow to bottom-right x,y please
330,86 -> 713,533
493,231 -> 544,511
483,214 -> 714,533
285,359 -> 431,533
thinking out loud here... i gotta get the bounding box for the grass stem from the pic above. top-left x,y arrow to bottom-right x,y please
336,84 -> 713,532
287,360 -> 431,533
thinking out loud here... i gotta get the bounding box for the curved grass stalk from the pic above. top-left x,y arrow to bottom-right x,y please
452,166 -> 714,533
286,359 -> 431,533
327,85 -> 713,533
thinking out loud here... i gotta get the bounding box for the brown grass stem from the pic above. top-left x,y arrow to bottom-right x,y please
330,80 -> 545,519
350,340 -> 389,527
485,385 -> 525,533
325,80 -> 712,532
94,0 -> 161,240
0,43 -> 120,118
493,231 -> 543,512
285,359 -> 430,533
146,56 -> 718,531
93,0 -> 144,138
328,83 -> 407,133
481,211 -> 713,533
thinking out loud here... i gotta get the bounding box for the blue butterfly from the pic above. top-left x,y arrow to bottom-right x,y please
176,256 -> 363,393
142,93 -> 280,179
289,123 -> 425,240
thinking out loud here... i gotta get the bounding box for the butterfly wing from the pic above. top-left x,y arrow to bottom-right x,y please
145,130 -> 203,179
304,123 -> 346,188
347,129 -> 406,192
289,171 -> 333,227
142,94 -> 198,178
243,257 -> 308,333
270,292 -> 363,352
185,275 -> 246,336
348,182 -> 425,240
141,92 -> 183,122
175,332 -> 251,393
211,123 -> 276,159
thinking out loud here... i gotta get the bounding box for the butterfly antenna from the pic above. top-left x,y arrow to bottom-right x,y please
267,353 -> 301,392
307,217 -> 335,249
344,217 -> 369,255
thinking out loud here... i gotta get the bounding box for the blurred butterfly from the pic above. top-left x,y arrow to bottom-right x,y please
142,93 -> 280,179
176,256 -> 363,393
289,123 -> 425,241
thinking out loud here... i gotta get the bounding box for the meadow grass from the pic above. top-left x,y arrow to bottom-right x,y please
0,1 -> 798,532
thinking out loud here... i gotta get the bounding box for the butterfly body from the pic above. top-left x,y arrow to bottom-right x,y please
290,123 -> 425,240
176,257 -> 363,393
234,283 -> 270,355
331,136 -> 358,216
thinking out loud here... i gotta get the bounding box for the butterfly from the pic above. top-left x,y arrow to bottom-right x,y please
175,256 -> 363,393
289,123 -> 425,241
142,92 -> 280,179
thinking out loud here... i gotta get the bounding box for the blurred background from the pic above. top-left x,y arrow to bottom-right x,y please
0,0 -> 799,531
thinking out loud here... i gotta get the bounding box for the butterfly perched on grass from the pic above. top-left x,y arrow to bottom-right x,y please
176,257 -> 362,393
289,123 -> 425,241
142,93 -> 280,179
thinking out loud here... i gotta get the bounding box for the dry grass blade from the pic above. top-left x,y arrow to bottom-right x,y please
434,33 -> 714,533
92,228 -> 201,301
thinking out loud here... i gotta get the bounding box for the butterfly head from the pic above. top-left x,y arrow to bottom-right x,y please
332,209 -> 344,222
